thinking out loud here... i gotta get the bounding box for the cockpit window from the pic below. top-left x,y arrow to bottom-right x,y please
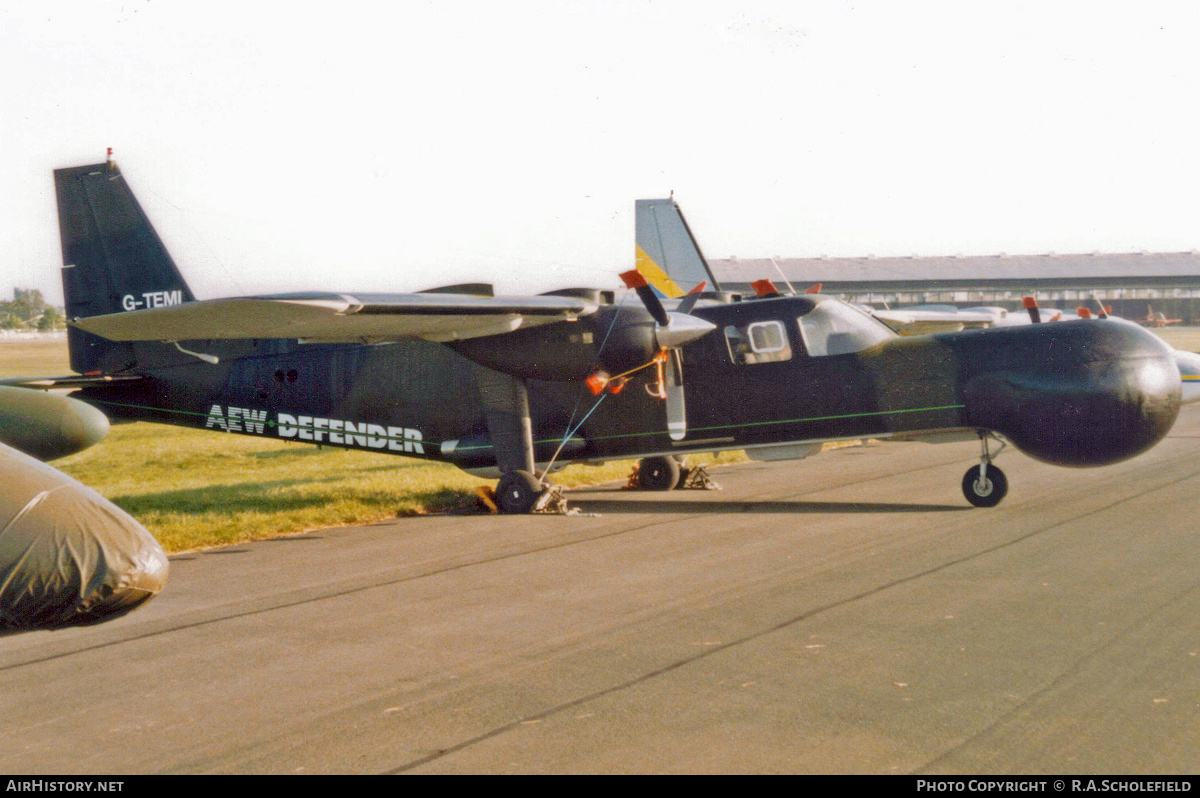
725,320 -> 792,364
797,300 -> 894,357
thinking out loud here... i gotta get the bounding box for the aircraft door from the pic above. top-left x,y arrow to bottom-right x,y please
681,311 -> 806,445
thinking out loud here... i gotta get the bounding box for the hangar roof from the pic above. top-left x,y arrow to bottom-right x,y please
710,251 -> 1200,286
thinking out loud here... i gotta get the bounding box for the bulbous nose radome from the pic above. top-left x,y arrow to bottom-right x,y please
963,324 -> 1180,467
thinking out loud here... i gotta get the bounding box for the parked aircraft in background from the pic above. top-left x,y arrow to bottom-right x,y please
857,297 -> 1105,334
855,304 -> 995,334
850,296 -> 1200,404
1140,305 -> 1184,328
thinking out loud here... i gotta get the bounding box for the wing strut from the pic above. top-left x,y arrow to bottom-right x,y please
476,368 -> 536,477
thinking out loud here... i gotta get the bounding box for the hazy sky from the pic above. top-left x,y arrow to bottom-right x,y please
4,1 -> 1199,305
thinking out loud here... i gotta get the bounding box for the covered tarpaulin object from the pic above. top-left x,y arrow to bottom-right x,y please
0,442 -> 167,633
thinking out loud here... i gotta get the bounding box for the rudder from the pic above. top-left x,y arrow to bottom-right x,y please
634,197 -> 720,299
55,160 -> 195,373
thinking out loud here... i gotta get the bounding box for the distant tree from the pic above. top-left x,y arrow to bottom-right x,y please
37,306 -> 64,331
2,289 -> 62,330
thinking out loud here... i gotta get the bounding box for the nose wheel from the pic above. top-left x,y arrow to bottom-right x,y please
962,464 -> 1008,507
962,432 -> 1008,507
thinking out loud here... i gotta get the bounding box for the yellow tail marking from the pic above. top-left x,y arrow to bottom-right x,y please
635,244 -> 686,299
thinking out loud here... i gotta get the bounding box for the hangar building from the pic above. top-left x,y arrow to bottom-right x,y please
709,252 -> 1200,323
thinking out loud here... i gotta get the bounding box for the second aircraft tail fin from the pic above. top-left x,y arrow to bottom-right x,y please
634,197 -> 720,299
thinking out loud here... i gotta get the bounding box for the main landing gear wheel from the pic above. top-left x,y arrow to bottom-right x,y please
962,464 -> 1008,508
496,470 -> 544,514
637,456 -> 681,491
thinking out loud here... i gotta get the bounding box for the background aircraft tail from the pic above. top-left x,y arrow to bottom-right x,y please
634,198 -> 720,298
55,160 -> 196,374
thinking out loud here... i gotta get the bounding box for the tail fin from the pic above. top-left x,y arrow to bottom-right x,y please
55,160 -> 196,373
634,198 -> 720,299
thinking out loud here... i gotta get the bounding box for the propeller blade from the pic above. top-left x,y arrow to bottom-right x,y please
620,270 -> 670,326
665,349 -> 686,440
675,294 -> 701,315
670,280 -> 708,316
618,271 -> 713,443
752,279 -> 780,298
1023,296 -> 1041,324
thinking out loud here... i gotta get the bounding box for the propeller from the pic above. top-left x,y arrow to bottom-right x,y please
618,270 -> 715,348
618,270 -> 715,440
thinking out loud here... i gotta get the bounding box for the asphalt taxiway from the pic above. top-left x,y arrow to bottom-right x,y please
3,405 -> 1199,774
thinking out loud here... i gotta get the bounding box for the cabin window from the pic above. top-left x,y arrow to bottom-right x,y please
725,320 -> 792,364
797,300 -> 894,357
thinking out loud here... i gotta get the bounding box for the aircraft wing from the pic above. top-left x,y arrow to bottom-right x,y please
859,307 -> 995,335
70,291 -> 600,344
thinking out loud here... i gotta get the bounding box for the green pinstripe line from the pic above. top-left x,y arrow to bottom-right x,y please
86,397 -> 964,452
457,403 -> 967,451
87,399 -> 211,420
683,403 -> 966,434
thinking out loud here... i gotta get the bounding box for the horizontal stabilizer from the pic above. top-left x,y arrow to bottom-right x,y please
0,374 -> 144,390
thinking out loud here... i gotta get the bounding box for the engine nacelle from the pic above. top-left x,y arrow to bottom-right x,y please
450,306 -> 670,381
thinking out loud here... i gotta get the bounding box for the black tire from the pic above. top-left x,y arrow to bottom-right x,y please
962,464 -> 1008,507
496,470 -> 544,514
637,456 -> 681,491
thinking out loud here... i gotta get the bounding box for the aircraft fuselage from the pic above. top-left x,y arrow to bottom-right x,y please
73,295 -> 1181,473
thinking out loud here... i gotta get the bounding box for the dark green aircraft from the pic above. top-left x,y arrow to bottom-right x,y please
0,385 -> 168,634
18,159 -> 1184,515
